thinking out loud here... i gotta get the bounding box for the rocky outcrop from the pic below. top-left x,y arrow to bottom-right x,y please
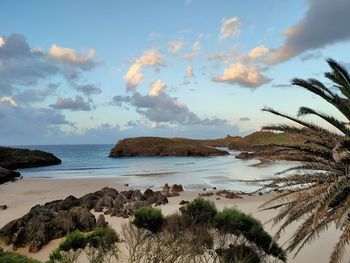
109,137 -> 230,157
0,187 -> 168,252
0,146 -> 61,170
0,167 -> 20,184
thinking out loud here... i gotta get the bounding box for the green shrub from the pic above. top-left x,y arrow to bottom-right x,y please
133,206 -> 164,233
0,251 -> 41,263
86,227 -> 119,249
179,198 -> 217,225
57,230 -> 87,252
48,227 -> 120,263
215,208 -> 286,261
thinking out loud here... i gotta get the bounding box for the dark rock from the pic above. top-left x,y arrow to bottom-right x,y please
0,167 -> 21,184
0,205 -> 7,210
212,187 -> 217,190
216,190 -> 242,199
96,214 -> 108,228
179,200 -> 189,205
0,146 -> 61,170
124,183 -> 129,187
199,192 -> 215,197
171,184 -> 184,193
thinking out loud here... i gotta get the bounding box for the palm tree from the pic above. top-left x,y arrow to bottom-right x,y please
260,59 -> 350,263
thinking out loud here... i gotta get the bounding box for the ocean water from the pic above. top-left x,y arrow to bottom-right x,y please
17,144 -> 295,192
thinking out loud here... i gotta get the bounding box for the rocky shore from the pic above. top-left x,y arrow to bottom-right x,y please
0,146 -> 61,184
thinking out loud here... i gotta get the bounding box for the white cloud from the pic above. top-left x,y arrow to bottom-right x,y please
0,96 -> 17,106
186,65 -> 194,77
48,44 -> 96,68
124,49 -> 164,89
149,80 -> 166,96
0,37 -> 5,47
168,40 -> 185,53
248,45 -> 269,59
220,17 -> 240,39
124,62 -> 143,89
213,62 -> 270,88
181,41 -> 201,60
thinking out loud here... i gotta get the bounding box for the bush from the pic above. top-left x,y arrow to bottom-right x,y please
133,206 -> 164,233
57,230 -> 87,252
215,208 -> 286,261
86,227 -> 119,249
216,244 -> 261,263
0,251 -> 41,263
48,227 -> 120,263
179,198 -> 217,225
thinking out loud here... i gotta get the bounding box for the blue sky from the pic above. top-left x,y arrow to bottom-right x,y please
1,0 -> 350,145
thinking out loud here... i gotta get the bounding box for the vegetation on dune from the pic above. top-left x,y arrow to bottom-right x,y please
122,200 -> 285,263
133,206 -> 165,233
260,59 -> 350,263
0,251 -> 41,263
48,227 -> 119,263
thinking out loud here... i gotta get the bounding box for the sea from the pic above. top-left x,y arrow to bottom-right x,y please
17,144 -> 295,192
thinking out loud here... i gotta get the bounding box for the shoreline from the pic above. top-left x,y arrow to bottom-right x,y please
0,177 -> 347,262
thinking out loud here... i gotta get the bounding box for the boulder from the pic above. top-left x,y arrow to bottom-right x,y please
0,146 -> 61,170
171,184 -> 184,193
96,214 -> 108,228
0,167 -> 21,184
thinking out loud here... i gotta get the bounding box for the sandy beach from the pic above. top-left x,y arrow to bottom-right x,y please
0,177 -> 346,262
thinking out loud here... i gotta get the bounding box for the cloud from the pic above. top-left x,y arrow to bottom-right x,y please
0,34 -> 99,97
265,0 -> 350,64
180,41 -> 201,60
213,62 -> 271,88
0,37 -> 5,47
220,17 -> 240,39
0,101 -> 71,144
75,84 -> 102,96
124,49 -> 164,89
47,44 -> 97,70
0,96 -> 17,106
149,80 -> 166,96
50,96 -> 92,111
113,80 -> 234,128
248,45 -> 269,59
239,117 -> 250,121
14,84 -> 57,103
168,40 -> 185,53
186,65 -> 194,77
300,51 -> 322,61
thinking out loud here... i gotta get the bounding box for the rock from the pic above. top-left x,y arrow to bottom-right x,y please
0,205 -> 7,210
96,214 -> 108,228
0,187 -> 169,252
179,200 -> 189,205
216,197 -> 221,200
199,192 -> 215,197
0,146 -> 61,170
212,187 -> 217,190
0,167 -> 21,184
258,192 -> 263,196
171,184 -> 184,193
109,137 -> 230,157
143,188 -> 155,199
203,188 -> 207,191
167,192 -> 180,197
124,183 -> 129,187
216,190 -> 242,199
163,183 -> 170,193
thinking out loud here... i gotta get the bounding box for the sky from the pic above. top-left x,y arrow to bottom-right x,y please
1,0 -> 350,145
